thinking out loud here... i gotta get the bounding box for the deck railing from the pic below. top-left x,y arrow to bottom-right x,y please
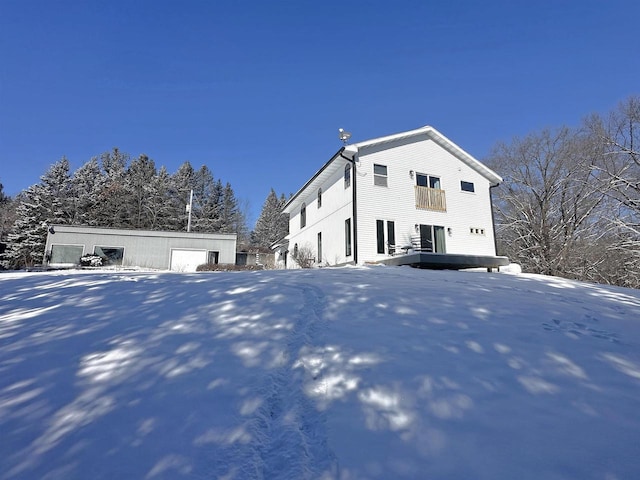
415,186 -> 447,212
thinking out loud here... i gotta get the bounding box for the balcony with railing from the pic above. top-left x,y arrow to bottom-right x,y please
415,186 -> 446,212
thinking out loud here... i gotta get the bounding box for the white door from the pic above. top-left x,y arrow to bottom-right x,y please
170,249 -> 207,272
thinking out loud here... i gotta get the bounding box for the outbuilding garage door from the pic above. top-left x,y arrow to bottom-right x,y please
170,249 -> 207,272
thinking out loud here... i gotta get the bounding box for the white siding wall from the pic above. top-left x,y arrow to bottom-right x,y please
356,135 -> 497,263
287,164 -> 354,267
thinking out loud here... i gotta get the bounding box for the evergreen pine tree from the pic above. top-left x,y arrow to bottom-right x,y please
192,165 -> 217,232
169,161 -> 195,231
149,166 -> 174,230
277,193 -> 290,241
3,186 -> 47,268
219,182 -> 241,234
96,148 -> 129,227
124,154 -> 157,229
69,157 -> 104,225
0,182 -> 15,246
3,159 -> 74,268
253,188 -> 289,248
40,157 -> 73,225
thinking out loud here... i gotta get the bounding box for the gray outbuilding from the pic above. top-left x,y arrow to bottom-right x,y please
44,225 -> 237,272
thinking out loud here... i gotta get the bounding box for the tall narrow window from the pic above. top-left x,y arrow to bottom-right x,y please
376,220 -> 396,254
317,232 -> 322,263
373,164 -> 388,187
376,220 -> 385,254
345,218 -> 352,257
317,188 -> 322,208
434,226 -> 446,253
300,202 -> 306,228
344,163 -> 351,188
387,221 -> 395,254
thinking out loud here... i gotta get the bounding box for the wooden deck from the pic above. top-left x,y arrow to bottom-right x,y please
377,252 -> 510,270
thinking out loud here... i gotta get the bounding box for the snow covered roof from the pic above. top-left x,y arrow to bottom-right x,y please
283,126 -> 502,214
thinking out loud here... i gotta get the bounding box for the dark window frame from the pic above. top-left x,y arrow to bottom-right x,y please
461,181 -> 475,193
376,220 -> 385,254
94,245 -> 125,266
345,218 -> 352,257
416,173 -> 441,189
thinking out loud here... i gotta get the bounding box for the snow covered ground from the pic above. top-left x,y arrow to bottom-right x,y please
1,266 -> 639,480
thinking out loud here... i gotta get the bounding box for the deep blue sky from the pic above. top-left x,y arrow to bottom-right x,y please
1,0 -> 638,227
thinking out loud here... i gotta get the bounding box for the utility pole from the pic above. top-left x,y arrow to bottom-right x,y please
186,189 -> 193,232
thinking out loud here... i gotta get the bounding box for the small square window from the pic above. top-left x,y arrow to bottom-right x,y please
461,181 -> 475,192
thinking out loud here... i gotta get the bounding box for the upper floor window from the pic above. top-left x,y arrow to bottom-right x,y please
461,181 -> 475,193
300,203 -> 306,228
416,173 -> 441,189
374,164 -> 388,187
344,164 -> 351,188
317,188 -> 322,208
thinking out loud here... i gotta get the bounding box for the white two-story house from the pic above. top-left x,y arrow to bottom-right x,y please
276,125 -> 508,270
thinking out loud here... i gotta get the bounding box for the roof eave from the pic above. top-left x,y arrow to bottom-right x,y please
282,147 -> 346,214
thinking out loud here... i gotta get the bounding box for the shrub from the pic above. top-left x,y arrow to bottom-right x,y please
196,263 -> 264,272
291,245 -> 315,268
80,254 -> 103,267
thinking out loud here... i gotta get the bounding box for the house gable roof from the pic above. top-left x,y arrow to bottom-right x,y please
282,126 -> 502,214
282,147 -> 347,214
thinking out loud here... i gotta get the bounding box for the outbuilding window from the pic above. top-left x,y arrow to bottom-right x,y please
94,246 -> 124,266
50,244 -> 83,265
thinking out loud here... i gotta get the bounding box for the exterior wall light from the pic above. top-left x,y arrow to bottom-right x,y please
409,170 -> 414,178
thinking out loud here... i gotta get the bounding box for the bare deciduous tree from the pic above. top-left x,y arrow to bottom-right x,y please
487,127 -> 609,279
584,96 -> 640,287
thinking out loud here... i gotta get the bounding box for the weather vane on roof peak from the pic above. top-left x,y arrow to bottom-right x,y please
338,128 -> 352,145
